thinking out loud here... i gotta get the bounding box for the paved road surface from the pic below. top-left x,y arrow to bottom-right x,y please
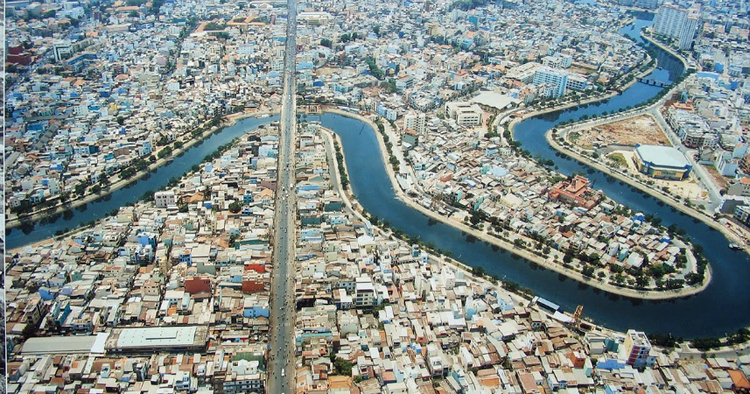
649,106 -> 722,212
267,0 -> 298,392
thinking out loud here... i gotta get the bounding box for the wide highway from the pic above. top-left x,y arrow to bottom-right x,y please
267,0 -> 298,392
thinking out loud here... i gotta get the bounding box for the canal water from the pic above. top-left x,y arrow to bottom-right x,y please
6,116 -> 279,248
314,16 -> 750,337
318,108 -> 750,338
12,16 -> 750,337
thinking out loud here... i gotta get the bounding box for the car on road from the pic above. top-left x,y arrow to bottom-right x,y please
281,368 -> 286,377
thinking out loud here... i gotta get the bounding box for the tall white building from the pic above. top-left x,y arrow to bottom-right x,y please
653,3 -> 701,50
533,67 -> 568,98
404,111 -> 426,134
654,4 -> 684,37
678,12 -> 700,50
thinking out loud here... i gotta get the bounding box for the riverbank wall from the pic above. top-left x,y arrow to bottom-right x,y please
641,29 -> 693,71
324,108 -> 709,300
6,110 -> 275,230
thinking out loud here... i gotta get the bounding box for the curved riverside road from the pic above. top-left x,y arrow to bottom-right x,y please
11,17 -> 750,338
317,111 -> 750,338
315,17 -> 750,337
6,115 -> 279,250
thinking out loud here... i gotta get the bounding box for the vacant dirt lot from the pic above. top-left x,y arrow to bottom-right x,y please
571,114 -> 670,149
314,67 -> 340,77
703,164 -> 730,190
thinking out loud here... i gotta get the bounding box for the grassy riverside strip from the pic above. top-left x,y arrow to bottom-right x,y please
324,109 -> 709,300
6,111 -> 275,232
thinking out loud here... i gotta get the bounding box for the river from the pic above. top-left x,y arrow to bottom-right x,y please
314,16 -> 750,337
11,16 -> 750,337
6,116 -> 279,248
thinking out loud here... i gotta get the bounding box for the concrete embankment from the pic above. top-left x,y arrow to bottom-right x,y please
6,111 -> 275,230
544,131 -> 713,286
641,30 -> 692,71
534,51 -> 749,256
506,52 -> 658,125
545,119 -> 742,245
324,109 -> 709,300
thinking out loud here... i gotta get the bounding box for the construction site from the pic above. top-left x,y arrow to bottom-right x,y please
569,114 -> 670,150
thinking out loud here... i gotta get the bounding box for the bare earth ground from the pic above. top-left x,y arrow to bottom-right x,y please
314,67 -> 339,77
571,114 -> 669,149
703,164 -> 730,190
568,66 -> 596,76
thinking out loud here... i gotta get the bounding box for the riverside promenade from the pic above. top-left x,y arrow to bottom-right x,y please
6,109 -> 277,231
323,108 -> 710,300
535,35 -> 750,255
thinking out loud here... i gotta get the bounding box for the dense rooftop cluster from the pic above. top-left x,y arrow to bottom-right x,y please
5,117 -> 748,393
5,0 -> 750,393
4,0 -> 648,219
391,102 -> 703,291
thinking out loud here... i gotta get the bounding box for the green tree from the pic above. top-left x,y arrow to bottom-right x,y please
204,22 -> 226,31
563,251 -> 574,264
364,57 -> 384,80
74,182 -> 87,196
469,211 -> 482,225
157,146 -> 173,158
141,190 -> 155,201
120,167 -> 137,178
229,201 -> 243,213
582,266 -> 595,278
471,266 -> 486,277
332,358 -> 353,376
